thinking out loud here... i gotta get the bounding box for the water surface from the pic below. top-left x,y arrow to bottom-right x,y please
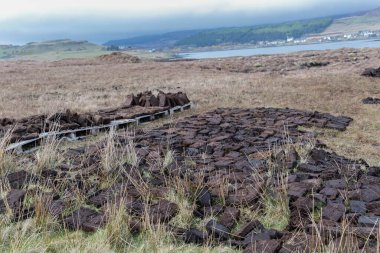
178,40 -> 380,59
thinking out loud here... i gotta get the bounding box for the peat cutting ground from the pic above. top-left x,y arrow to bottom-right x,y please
1,107 -> 379,252
1,91 -> 191,153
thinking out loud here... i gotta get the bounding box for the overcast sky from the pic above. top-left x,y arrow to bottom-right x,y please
0,0 -> 379,44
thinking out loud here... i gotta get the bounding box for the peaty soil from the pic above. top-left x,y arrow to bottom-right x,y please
1,107 -> 379,252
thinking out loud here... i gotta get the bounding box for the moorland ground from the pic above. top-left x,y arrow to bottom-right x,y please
1,48 -> 379,165
0,47 -> 379,252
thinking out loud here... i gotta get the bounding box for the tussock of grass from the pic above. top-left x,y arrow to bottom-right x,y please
166,188 -> 194,229
101,127 -> 120,174
105,198 -> 132,251
101,129 -> 139,173
0,129 -> 16,176
34,132 -> 63,174
1,49 -> 380,252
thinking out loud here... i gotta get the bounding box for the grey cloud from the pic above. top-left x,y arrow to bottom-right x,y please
0,1 -> 378,45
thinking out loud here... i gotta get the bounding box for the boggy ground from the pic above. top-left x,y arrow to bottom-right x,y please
0,47 -> 379,164
1,107 -> 379,252
0,91 -> 190,143
0,48 -> 380,252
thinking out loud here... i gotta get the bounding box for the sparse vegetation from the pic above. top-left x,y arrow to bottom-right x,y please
0,47 -> 380,252
0,129 -> 16,176
322,15 -> 380,36
0,39 -> 108,60
34,131 -> 63,174
176,18 -> 333,47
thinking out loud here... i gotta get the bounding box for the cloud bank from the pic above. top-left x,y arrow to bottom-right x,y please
0,0 -> 378,44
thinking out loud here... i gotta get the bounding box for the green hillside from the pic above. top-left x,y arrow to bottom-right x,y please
175,18 -> 333,47
322,15 -> 380,36
105,30 -> 201,48
0,39 -> 106,60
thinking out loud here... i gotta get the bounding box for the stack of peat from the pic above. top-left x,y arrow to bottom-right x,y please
124,91 -> 190,108
361,67 -> 380,77
1,107 -> 379,252
0,91 -> 190,143
362,97 -> 380,104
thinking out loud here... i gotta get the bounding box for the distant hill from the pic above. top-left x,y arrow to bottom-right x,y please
0,39 -> 105,60
175,18 -> 333,47
105,6 -> 380,49
321,7 -> 380,37
105,18 -> 333,49
104,30 -> 202,49
365,7 -> 380,17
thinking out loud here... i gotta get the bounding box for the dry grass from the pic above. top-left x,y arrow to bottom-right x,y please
322,16 -> 380,36
0,129 -> 16,176
0,48 -> 380,252
0,48 -> 379,165
34,134 -> 63,174
0,144 -> 378,252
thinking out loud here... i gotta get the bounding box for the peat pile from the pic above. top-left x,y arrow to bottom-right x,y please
1,108 -> 379,252
362,97 -> 380,104
124,90 -> 191,107
96,52 -> 141,63
0,91 -> 190,143
362,67 -> 380,77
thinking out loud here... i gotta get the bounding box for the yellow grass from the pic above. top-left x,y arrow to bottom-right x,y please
322,16 -> 380,36
0,48 -> 379,165
0,47 -> 380,252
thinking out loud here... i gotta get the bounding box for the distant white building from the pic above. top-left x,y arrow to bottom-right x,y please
344,34 -> 352,39
286,36 -> 294,42
360,30 -> 375,37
